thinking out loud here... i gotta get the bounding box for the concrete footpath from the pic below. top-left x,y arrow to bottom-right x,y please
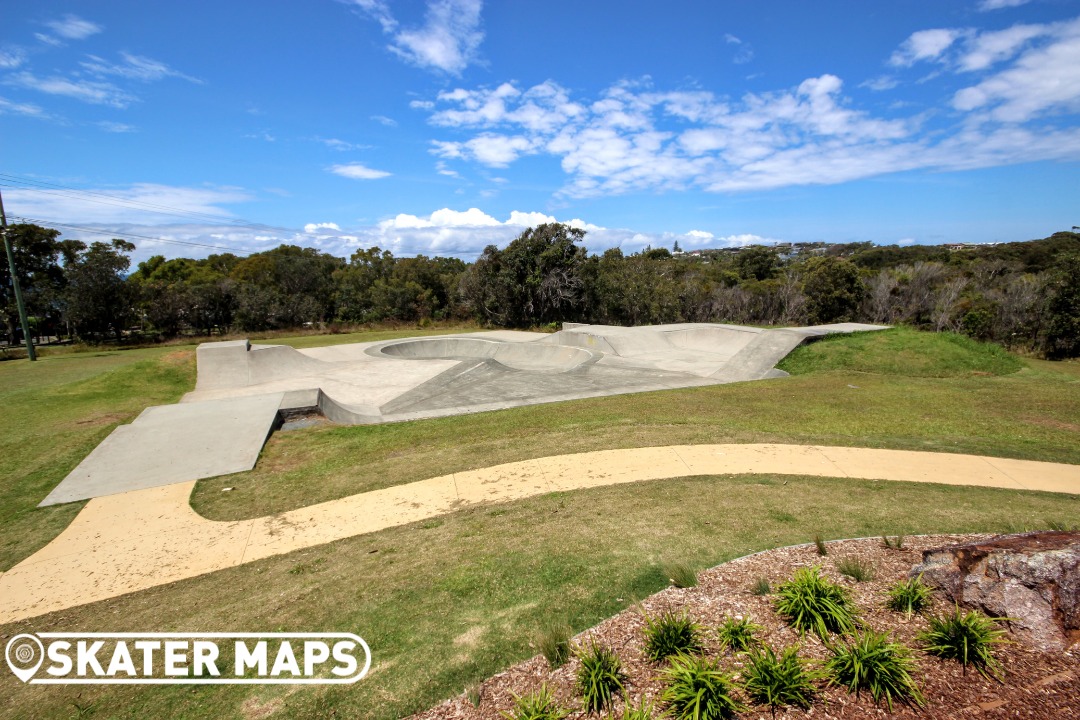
2,444 -> 1078,624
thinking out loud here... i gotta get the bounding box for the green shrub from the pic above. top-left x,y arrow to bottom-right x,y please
575,642 -> 625,713
774,566 -> 859,637
813,535 -> 828,556
502,685 -> 569,720
663,562 -> 699,589
536,621 -> 572,668
643,611 -> 703,662
885,575 -> 933,616
825,630 -> 924,711
836,557 -> 875,582
743,644 -> 819,713
751,577 -> 771,596
919,606 -> 1009,680
660,653 -> 745,720
881,534 -> 906,550
614,695 -> 662,720
716,616 -> 763,653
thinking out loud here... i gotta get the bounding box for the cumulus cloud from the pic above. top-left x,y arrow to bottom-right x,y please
329,162 -> 392,179
350,0 -> 484,75
304,222 -> 341,233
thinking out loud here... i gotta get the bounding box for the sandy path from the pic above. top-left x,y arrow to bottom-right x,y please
1,444 -> 1077,624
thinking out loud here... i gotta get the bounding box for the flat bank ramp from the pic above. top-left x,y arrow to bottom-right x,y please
40,393 -> 284,506
709,330 -> 807,382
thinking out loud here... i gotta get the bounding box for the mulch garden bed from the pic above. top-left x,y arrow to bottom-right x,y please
413,534 -> 1079,719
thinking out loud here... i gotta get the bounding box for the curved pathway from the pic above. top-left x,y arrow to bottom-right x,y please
2,444 -> 1078,624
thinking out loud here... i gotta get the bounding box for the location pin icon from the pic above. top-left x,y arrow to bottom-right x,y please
5,634 -> 44,683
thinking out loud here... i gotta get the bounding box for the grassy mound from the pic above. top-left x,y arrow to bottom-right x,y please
777,328 -> 1023,378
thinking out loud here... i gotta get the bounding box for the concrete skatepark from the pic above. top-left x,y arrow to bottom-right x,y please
42,322 -> 886,505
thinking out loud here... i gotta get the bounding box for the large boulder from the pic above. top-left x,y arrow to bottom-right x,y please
910,531 -> 1080,651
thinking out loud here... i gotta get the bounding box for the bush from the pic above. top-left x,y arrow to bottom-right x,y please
751,577 -> 771,596
643,611 -> 703,662
502,685 -> 569,720
881,534 -> 906,550
825,630 -> 924,710
663,562 -> 699,588
716,616 -> 763,653
813,535 -> 828,556
660,653 -> 745,720
886,575 -> 933,616
613,694 -> 660,720
536,621 -> 572,668
836,557 -> 875,582
919,606 -> 1009,680
743,644 -> 819,712
774,567 -> 859,637
575,642 -> 625,713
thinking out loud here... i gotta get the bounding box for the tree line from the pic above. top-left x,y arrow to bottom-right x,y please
3,222 -> 1078,359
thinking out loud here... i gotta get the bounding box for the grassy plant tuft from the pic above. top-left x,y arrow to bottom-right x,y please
643,611 -> 703,662
813,535 -> 828,556
825,630 -> 925,711
716,616 -> 763,653
774,566 -> 859,637
661,653 -> 746,720
536,621 -> 572,668
614,694 -> 662,720
751,577 -> 771,596
663,561 -> 699,589
919,606 -> 1009,680
881,534 -> 906,550
836,556 -> 876,582
502,685 -> 569,720
743,644 -> 819,714
575,642 -> 626,713
886,575 -> 933,616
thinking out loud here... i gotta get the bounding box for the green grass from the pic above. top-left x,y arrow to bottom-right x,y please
715,616 -> 763,653
742,644 -> 820,713
503,685 -> 569,720
190,330 -> 1080,522
660,653 -> 745,720
1,327 -> 1079,718
643,611 -> 704,662
777,327 -> 1023,377
575,642 -> 625,713
886,575 -> 934,616
1,474 -> 1077,720
836,556 -> 876,582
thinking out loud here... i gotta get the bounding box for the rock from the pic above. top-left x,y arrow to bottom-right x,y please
910,531 -> 1080,651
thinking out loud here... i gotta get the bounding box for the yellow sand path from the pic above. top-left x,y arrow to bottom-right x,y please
1,444 -> 1077,624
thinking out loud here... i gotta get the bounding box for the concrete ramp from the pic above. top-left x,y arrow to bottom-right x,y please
195,340 -> 329,391
41,393 -> 284,506
377,337 -> 595,372
665,326 -> 760,359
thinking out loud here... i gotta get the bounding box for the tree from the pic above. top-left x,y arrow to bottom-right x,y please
1,223 -> 78,345
1044,254 -> 1080,359
802,256 -> 865,324
63,239 -> 136,342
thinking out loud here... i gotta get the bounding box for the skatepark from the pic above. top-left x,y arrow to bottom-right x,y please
40,322 -> 886,505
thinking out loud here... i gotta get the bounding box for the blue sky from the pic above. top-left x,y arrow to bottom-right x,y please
2,0 -> 1079,262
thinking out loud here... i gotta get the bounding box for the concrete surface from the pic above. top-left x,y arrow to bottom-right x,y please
3,444 -> 1078,624
40,393 -> 285,506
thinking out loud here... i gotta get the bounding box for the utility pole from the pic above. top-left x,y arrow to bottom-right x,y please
0,187 -> 36,360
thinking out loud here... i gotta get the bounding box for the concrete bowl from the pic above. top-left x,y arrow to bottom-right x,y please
377,337 -> 595,372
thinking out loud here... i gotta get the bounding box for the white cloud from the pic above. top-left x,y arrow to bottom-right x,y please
304,222 -> 341,233
952,17 -> 1080,121
371,114 -> 398,126
686,230 -> 713,239
97,120 -> 136,132
329,162 -> 392,179
5,71 -> 135,108
315,136 -> 368,151
4,183 -> 251,226
958,22 -> 1050,71
889,28 -> 965,67
44,14 -> 103,41
352,0 -> 484,75
0,95 -> 48,118
80,53 -> 201,83
0,48 -> 26,69
979,0 -> 1032,10
861,75 -> 899,91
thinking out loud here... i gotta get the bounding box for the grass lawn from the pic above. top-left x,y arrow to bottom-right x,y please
1,326 -> 1078,719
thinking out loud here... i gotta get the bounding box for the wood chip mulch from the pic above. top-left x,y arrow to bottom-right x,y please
411,534 -> 1079,720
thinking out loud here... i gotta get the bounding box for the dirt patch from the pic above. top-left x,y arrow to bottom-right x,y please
239,695 -> 283,720
415,534 -> 1080,720
1023,416 -> 1080,433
